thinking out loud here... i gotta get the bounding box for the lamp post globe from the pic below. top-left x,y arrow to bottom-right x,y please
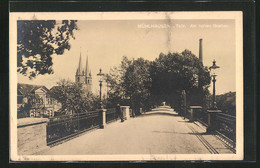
97,68 -> 105,109
209,60 -> 220,109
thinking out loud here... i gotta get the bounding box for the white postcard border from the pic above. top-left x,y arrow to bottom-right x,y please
9,11 -> 243,161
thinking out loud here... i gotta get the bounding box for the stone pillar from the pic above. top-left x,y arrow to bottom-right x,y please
99,109 -> 107,129
126,107 -> 130,119
181,90 -> 187,118
120,106 -> 130,120
189,108 -> 194,122
139,108 -> 143,114
206,109 -> 222,133
189,106 -> 202,122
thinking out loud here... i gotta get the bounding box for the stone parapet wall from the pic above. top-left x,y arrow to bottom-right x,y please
17,118 -> 49,155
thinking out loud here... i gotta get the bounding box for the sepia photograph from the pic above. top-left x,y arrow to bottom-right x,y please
9,12 -> 243,161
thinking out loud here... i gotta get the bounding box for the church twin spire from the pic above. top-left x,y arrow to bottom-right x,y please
76,51 -> 91,77
75,50 -> 92,93
85,53 -> 91,77
76,52 -> 83,75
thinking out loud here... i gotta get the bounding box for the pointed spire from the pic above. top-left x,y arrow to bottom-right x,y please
77,51 -> 83,75
85,51 -> 90,77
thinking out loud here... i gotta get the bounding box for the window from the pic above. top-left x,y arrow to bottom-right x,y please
17,96 -> 23,104
47,98 -> 51,104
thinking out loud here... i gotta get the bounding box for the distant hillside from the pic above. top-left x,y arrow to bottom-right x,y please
216,92 -> 236,116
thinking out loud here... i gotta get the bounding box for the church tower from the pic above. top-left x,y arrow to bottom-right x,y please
84,55 -> 92,92
75,53 -> 85,84
75,51 -> 92,93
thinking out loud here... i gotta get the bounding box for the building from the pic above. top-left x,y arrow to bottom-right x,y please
17,83 -> 61,118
75,52 -> 92,93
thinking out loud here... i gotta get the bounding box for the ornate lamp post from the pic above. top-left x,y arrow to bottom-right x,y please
97,68 -> 105,109
207,60 -> 221,133
209,60 -> 220,109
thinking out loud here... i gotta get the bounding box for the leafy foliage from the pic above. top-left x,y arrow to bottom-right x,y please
124,58 -> 153,113
149,50 -> 211,110
105,50 -> 211,113
105,56 -> 153,112
49,79 -> 99,114
105,56 -> 132,108
216,92 -> 236,116
17,20 -> 78,79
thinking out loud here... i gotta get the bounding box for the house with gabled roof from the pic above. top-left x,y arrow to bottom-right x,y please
17,83 -> 61,118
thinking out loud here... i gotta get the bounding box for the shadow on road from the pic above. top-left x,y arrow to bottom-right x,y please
138,112 -> 179,118
177,120 -> 191,123
152,130 -> 207,135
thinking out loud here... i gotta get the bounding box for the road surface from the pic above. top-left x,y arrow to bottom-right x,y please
38,107 -> 233,155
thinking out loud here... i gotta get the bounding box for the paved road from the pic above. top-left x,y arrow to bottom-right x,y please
39,107 -> 233,155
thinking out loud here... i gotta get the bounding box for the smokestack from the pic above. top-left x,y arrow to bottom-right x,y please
199,39 -> 203,64
198,39 -> 203,92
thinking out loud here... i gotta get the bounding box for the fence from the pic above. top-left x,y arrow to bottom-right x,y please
46,110 -> 100,146
215,113 -> 236,148
196,109 -> 236,148
46,106 -> 140,146
106,108 -> 118,124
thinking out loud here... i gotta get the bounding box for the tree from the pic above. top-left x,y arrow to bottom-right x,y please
149,50 -> 211,110
106,50 -> 210,113
105,56 -> 132,108
49,79 -> 99,114
124,58 -> 153,113
17,20 -> 78,79
216,92 -> 236,116
105,56 -> 153,113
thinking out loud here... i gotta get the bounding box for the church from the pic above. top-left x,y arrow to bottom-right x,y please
75,53 -> 92,93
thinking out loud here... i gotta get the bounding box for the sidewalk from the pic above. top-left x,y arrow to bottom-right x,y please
37,108 -> 234,155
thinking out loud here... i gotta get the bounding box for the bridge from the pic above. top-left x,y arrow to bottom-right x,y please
37,106 -> 234,155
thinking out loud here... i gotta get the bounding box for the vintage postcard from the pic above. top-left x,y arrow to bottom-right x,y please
9,12 -> 243,161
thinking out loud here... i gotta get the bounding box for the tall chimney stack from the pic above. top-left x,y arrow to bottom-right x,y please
199,39 -> 203,64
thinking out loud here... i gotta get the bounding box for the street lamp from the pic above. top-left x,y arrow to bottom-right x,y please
97,68 -> 105,109
209,60 -> 220,110
207,60 -> 221,133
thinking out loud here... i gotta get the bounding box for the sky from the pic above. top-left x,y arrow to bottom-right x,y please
18,19 -> 236,95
